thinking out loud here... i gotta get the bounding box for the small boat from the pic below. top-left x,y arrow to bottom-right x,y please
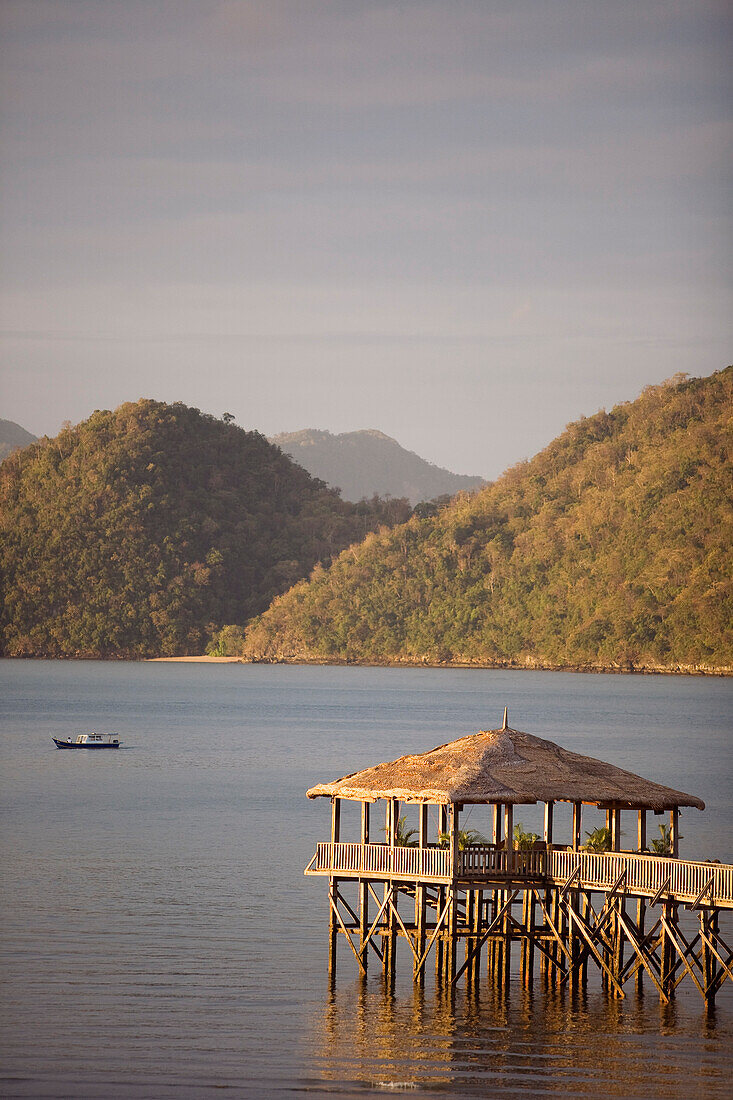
53,733 -> 121,749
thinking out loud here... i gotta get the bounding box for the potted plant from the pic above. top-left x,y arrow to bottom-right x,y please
649,823 -> 679,855
583,826 -> 612,852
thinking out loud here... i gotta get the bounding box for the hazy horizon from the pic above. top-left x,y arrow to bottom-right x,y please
1,2 -> 730,479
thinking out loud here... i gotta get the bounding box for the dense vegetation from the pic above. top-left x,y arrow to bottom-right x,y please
270,428 -> 485,504
0,400 -> 409,658
244,369 -> 733,672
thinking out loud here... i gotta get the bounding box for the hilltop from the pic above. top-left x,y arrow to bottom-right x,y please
245,369 -> 733,673
0,400 -> 409,658
0,419 -> 36,461
270,428 -> 485,505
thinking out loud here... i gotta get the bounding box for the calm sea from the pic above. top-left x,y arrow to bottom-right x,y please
0,661 -> 731,1098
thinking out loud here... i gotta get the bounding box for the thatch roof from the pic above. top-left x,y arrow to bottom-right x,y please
306,727 -> 705,812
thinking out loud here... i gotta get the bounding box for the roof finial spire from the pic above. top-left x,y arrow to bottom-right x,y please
502,706 -> 508,730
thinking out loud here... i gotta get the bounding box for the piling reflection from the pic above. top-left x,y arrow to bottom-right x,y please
309,963 -> 732,1097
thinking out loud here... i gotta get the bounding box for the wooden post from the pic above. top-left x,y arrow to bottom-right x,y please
386,799 -> 399,978
661,900 -> 675,996
332,797 -> 341,843
572,802 -> 582,851
493,803 -> 502,846
670,807 -> 679,858
359,801 -> 370,970
328,797 -> 341,976
637,809 -> 647,852
447,805 -> 459,981
701,910 -> 714,1003
613,898 -> 625,995
436,805 -> 448,981
415,803 -> 428,980
635,808 -> 647,992
610,807 -> 621,852
521,890 -> 535,987
504,803 -> 513,870
449,802 -> 460,878
544,801 -> 554,848
472,888 -> 483,985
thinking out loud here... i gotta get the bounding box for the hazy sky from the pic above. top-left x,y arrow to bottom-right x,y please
1,1 -> 730,477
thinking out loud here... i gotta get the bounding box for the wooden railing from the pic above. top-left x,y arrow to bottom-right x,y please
459,844 -> 546,878
305,842 -> 733,907
548,850 -> 733,908
306,842 -> 452,880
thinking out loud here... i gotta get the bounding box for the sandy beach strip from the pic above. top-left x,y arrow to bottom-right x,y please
146,655 -> 243,663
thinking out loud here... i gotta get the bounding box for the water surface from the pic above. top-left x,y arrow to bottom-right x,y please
0,661 -> 731,1097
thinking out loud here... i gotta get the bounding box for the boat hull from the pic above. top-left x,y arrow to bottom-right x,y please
53,739 -> 120,749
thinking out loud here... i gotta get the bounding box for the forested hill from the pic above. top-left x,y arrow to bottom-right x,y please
0,400 -> 409,658
244,369 -> 733,673
270,428 -> 485,504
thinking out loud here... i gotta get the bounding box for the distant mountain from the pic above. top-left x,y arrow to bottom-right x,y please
269,428 -> 486,505
0,419 -> 36,461
0,400 -> 410,658
246,368 -> 733,673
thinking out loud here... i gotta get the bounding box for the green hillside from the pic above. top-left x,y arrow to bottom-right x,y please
0,400 -> 408,658
243,369 -> 733,672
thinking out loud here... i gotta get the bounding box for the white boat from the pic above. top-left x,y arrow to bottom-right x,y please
53,733 -> 121,749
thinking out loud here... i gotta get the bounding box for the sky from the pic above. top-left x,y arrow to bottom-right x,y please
0,1 -> 730,478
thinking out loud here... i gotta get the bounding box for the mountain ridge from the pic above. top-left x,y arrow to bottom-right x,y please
270,427 -> 486,505
0,418 -> 36,461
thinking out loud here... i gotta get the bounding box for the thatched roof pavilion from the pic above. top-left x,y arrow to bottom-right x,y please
307,723 -> 704,813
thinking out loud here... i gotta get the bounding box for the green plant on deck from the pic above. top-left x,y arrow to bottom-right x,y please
649,823 -> 680,855
513,822 -> 540,851
388,815 -> 418,848
438,828 -> 488,850
583,826 -> 612,852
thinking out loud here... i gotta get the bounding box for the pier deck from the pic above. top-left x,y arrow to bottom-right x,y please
306,842 -> 733,909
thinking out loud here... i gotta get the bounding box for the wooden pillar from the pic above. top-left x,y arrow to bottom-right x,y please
572,802 -> 582,851
637,809 -> 647,852
449,803 -> 460,877
328,797 -> 341,975
541,800 -> 553,985
471,889 -> 483,985
493,803 -> 502,846
521,890 -> 535,987
661,900 -> 675,996
612,897 -> 625,994
435,805 -> 448,981
544,801 -> 554,847
359,801 -> 370,970
385,799 -> 398,979
487,887 -> 497,980
504,803 -> 513,868
669,807 -> 679,858
415,803 -> 428,980
549,888 -> 560,982
447,804 -> 459,981
331,797 -> 341,843
611,807 -> 621,852
700,911 -> 714,1004
635,806 -> 647,991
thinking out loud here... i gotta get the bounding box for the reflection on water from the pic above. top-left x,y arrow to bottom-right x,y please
312,976 -> 730,1097
1,661 -> 731,1098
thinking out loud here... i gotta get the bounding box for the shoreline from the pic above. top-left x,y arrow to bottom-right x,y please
146,655 -> 243,663
146,654 -> 731,676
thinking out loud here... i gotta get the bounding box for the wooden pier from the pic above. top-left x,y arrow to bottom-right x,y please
305,717 -> 733,1004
